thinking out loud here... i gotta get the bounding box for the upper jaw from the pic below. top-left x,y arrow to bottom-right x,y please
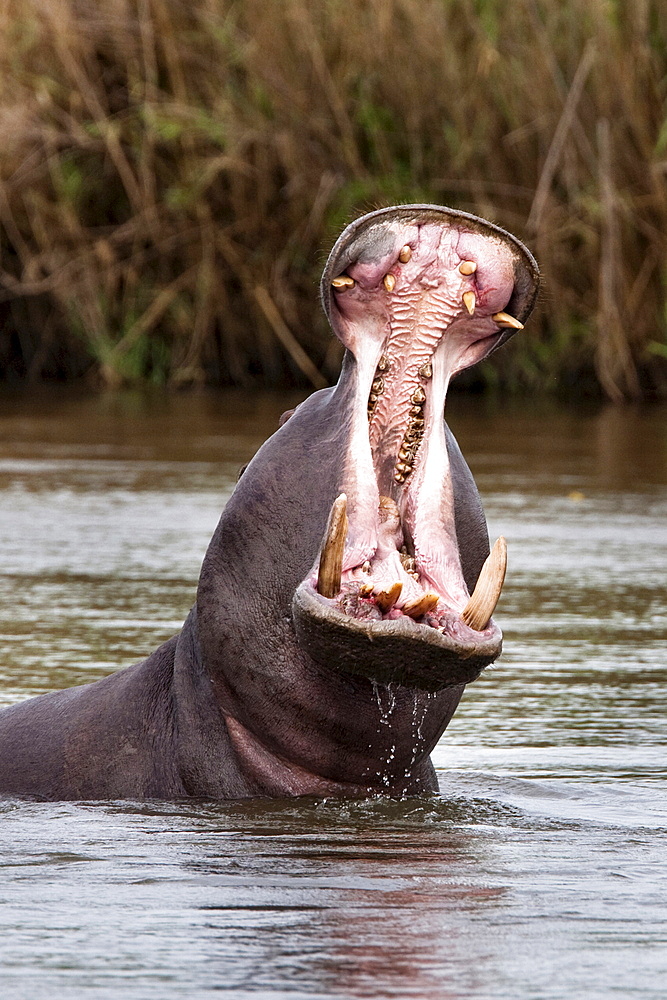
294,205 -> 539,692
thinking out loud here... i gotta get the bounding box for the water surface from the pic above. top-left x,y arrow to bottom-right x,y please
0,388 -> 665,999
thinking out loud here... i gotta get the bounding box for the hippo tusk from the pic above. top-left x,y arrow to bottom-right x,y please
374,581 -> 403,613
492,311 -> 524,330
462,290 -> 476,315
332,275 -> 355,290
461,536 -> 507,631
317,494 -> 348,598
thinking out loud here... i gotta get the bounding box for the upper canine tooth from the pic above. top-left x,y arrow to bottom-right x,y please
317,494 -> 348,599
375,581 -> 403,613
492,311 -> 524,330
402,593 -> 440,618
461,536 -> 507,630
462,290 -> 476,315
383,273 -> 396,292
332,275 -> 355,289
459,260 -> 477,275
398,245 -> 412,263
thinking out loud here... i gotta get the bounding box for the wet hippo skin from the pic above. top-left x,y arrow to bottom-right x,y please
0,205 -> 539,801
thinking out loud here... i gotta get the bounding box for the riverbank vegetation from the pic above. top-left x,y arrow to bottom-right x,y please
0,0 -> 666,399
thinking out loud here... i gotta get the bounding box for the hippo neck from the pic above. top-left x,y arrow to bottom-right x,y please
193,378 -> 461,793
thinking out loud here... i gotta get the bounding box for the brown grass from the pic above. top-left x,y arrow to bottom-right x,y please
0,0 -> 666,398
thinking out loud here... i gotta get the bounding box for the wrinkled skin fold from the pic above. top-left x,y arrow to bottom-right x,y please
0,205 -> 539,801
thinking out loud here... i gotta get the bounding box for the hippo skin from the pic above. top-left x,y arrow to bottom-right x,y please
0,205 -> 539,801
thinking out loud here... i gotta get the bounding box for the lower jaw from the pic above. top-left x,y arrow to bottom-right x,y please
292,580 -> 501,692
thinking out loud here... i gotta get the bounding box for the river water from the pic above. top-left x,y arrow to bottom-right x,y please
0,388 -> 665,1000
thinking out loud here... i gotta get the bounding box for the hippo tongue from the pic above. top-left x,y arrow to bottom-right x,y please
317,209 -> 527,629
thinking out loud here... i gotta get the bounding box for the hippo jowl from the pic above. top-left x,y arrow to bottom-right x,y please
0,205 -> 539,801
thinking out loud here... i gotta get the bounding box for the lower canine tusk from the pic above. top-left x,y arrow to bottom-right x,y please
461,536 -> 507,630
317,494 -> 348,598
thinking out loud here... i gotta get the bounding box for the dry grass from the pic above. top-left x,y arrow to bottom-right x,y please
0,0 -> 666,398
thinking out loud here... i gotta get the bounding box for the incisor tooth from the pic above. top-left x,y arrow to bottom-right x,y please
375,581 -> 403,613
332,275 -> 355,289
492,311 -> 524,330
317,494 -> 348,599
398,245 -> 412,263
402,593 -> 440,618
459,260 -> 477,275
462,290 -> 476,315
383,273 -> 396,292
461,536 -> 507,630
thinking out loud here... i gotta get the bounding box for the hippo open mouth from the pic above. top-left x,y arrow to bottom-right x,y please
293,205 -> 539,692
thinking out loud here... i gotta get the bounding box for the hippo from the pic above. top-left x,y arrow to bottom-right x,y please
0,205 -> 539,801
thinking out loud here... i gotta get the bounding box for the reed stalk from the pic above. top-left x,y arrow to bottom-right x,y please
0,0 -> 665,398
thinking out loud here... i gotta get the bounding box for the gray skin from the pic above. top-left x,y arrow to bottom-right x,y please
0,205 -> 539,801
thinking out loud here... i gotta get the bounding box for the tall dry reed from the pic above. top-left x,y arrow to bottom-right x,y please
0,0 -> 665,398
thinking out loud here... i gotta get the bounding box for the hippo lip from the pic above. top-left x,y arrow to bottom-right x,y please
292,205 -> 539,691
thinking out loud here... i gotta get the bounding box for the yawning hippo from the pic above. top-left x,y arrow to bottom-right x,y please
0,205 -> 539,800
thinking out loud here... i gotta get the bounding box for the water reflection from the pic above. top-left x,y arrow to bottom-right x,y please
0,388 -> 665,999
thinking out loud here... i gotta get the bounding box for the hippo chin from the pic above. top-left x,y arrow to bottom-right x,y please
0,205 -> 539,801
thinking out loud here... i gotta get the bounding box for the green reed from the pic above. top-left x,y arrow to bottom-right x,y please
0,0 -> 665,399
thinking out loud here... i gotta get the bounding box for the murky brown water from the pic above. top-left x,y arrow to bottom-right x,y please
0,387 -> 665,999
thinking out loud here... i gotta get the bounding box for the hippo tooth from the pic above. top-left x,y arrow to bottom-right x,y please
461,536 -> 507,631
374,581 -> 403,613
418,361 -> 432,379
411,385 -> 426,405
398,244 -> 412,263
317,493 -> 348,598
402,593 -> 440,618
459,260 -> 477,275
462,290 -> 476,316
332,275 -> 355,289
492,311 -> 524,330
383,273 -> 396,292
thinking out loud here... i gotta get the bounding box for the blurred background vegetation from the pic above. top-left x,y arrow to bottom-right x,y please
0,0 -> 666,400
